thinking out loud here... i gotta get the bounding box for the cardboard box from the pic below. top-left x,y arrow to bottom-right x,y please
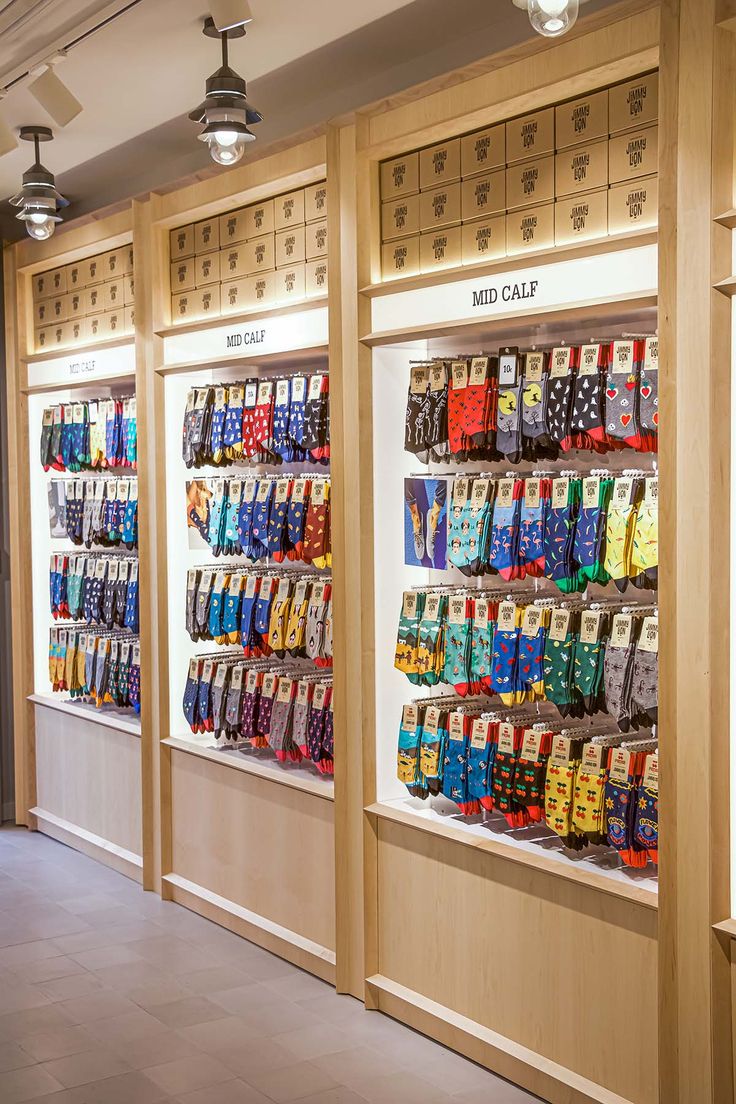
555,189 -> 608,245
555,138 -> 608,197
305,259 -> 328,297
67,318 -> 85,346
244,199 -> 274,238
33,267 -> 66,299
196,284 -> 221,320
609,72 -> 658,134
242,272 -> 276,310
122,245 -> 134,274
83,285 -> 104,315
124,275 -> 135,305
35,327 -> 52,351
380,153 -> 419,199
194,251 -> 221,287
82,254 -> 105,286
243,233 -> 276,274
101,249 -> 125,279
102,279 -> 125,311
195,218 -> 220,254
461,170 -> 506,222
48,322 -> 69,349
506,155 -> 554,211
219,244 -> 248,281
506,107 -> 554,164
506,203 -> 555,254
85,314 -> 106,342
170,224 -> 195,260
305,182 -> 328,222
106,309 -> 125,338
609,125 -> 658,183
170,259 -> 196,293
381,196 -> 420,241
461,216 -> 506,265
34,297 -> 62,326
65,262 -> 85,292
170,293 -> 194,324
419,182 -> 462,232
382,237 -> 420,281
608,176 -> 659,234
275,226 -> 305,268
274,189 -> 305,231
419,139 -> 461,190
419,226 -> 462,273
461,125 -> 505,178
65,290 -> 85,320
305,219 -> 328,260
221,278 -> 248,315
124,305 -> 135,333
555,89 -> 609,150
274,263 -> 306,304
219,208 -> 248,246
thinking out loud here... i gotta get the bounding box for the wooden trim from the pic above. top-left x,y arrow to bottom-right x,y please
31,808 -> 143,883
23,334 -> 135,367
155,345 -> 329,377
162,873 -> 336,983
162,737 -> 335,801
28,694 -> 141,737
367,974 -> 638,1104
155,297 -> 329,339
367,801 -> 658,910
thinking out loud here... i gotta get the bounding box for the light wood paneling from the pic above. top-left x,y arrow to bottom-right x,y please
169,748 -> 336,956
375,818 -> 657,1104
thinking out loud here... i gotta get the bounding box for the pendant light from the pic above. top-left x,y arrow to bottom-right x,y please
9,126 -> 69,241
512,0 -> 580,37
189,17 -> 262,167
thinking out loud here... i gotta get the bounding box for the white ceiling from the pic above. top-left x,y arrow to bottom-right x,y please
0,0 -> 417,199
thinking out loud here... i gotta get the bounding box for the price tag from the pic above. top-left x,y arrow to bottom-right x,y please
231,666 -> 243,689
42,408 -> 54,427
644,337 -> 659,373
498,348 -> 519,386
188,657 -> 199,679
132,642 -> 141,665
550,347 -> 572,378
310,480 -> 327,506
215,387 -> 227,412
185,390 -> 195,413
107,559 -> 119,582
429,363 -> 447,392
311,581 -> 326,605
308,374 -> 324,401
638,616 -> 658,653
118,560 -> 129,582
552,478 -> 569,509
187,569 -> 198,591
612,340 -> 634,375
214,663 -> 228,687
262,673 -> 277,699
275,479 -> 290,504
85,480 -> 95,498
423,594 -> 441,622
228,385 -> 244,406
448,595 -> 467,625
228,479 -> 242,501
121,641 -> 130,662
497,722 -> 515,755
256,480 -> 271,503
448,712 -> 465,743
277,677 -> 293,703
471,718 -> 490,750
213,478 -> 225,498
195,389 -> 208,410
410,366 -> 429,395
62,404 -> 73,425
422,706 -> 439,736
613,478 -> 633,508
611,613 -> 633,648
297,680 -> 310,705
473,597 -> 489,629
521,605 -> 542,637
550,734 -> 572,765
524,352 -> 544,383
643,753 -> 659,790
582,742 -> 604,773
469,356 -> 489,386
129,397 -> 136,419
451,360 -> 469,390
243,478 -> 257,501
75,480 -> 84,499
402,591 -> 418,618
583,476 -> 600,509
244,382 -> 258,407
609,747 -> 632,783
524,478 -> 540,509
497,601 -> 516,632
496,478 -> 514,509
276,380 -> 290,405
291,377 -> 307,403
580,610 -> 602,644
472,478 -> 490,506
257,381 -> 273,405
452,477 -> 469,507
520,729 -> 542,762
549,608 -> 571,641
106,480 -> 117,499
579,344 -> 601,377
229,574 -> 243,596
58,629 -> 68,648
644,477 -> 658,507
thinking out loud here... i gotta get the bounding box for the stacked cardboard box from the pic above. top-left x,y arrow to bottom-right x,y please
33,246 -> 135,352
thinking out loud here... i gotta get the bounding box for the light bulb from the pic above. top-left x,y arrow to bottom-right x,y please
26,216 -> 55,240
29,211 -> 48,224
528,0 -> 578,36
214,128 -> 238,147
209,136 -> 245,165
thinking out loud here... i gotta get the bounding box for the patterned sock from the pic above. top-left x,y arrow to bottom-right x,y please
547,346 -> 580,452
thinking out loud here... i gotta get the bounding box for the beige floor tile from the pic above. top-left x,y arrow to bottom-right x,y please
148,995 -> 230,1030
179,1015 -> 254,1054
18,1027 -> 97,1063
244,1058 -> 339,1103
0,1042 -> 37,1073
8,959 -> 86,987
341,1070 -> 454,1104
57,991 -> 138,1025
272,1023 -> 354,1062
176,966 -> 253,995
214,1037 -> 300,1081
103,1028 -> 197,1070
67,944 -> 145,972
83,1009 -> 166,1047
38,975 -> 104,1003
174,1078 -> 273,1104
0,1063 -> 65,1102
40,1049 -> 131,1089
0,1006 -> 76,1044
144,1053 -> 234,1096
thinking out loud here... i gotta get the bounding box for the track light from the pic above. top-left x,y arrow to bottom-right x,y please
29,66 -> 83,128
209,0 -> 253,32
512,0 -> 580,37
9,126 -> 69,241
189,17 -> 262,167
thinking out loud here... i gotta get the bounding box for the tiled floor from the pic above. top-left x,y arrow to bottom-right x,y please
0,825 -> 540,1104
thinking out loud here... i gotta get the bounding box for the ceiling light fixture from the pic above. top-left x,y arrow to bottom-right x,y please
29,64 -> 83,128
512,0 -> 580,37
9,126 -> 69,241
209,0 -> 254,32
189,17 -> 262,168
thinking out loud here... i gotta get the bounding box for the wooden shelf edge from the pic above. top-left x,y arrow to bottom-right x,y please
360,229 -> 659,298
713,918 -> 736,938
155,296 -> 329,339
163,735 -> 335,801
29,693 -> 142,737
23,335 -> 135,366
713,276 -> 736,296
366,801 -> 658,910
714,208 -> 736,228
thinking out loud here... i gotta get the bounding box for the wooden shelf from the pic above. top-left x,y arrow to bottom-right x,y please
714,208 -> 736,228
155,296 -> 329,340
714,275 -> 736,296
367,800 -> 659,910
28,694 -> 141,736
24,334 -> 135,366
163,735 -> 335,800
